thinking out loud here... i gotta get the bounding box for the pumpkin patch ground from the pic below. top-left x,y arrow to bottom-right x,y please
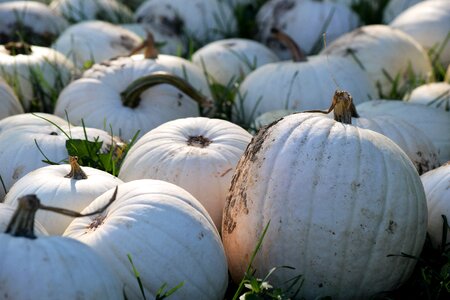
0,0 -> 449,299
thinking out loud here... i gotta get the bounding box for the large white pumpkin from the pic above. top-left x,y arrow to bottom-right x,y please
0,1 -> 68,46
321,25 -> 433,97
64,180 -> 229,300
4,157 -> 123,235
0,194 -> 123,300
0,43 -> 74,112
134,0 -> 237,44
118,117 -> 252,231
383,0 -> 424,23
390,0 -> 450,67
357,100 -> 450,163
234,55 -> 377,126
192,38 -> 279,87
421,163 -> 450,248
50,0 -> 133,23
52,20 -> 141,70
54,56 -> 212,141
223,92 -> 427,299
256,0 -> 360,58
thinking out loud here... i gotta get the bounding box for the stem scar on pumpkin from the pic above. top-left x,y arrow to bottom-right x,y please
64,156 -> 88,180
303,90 -> 359,124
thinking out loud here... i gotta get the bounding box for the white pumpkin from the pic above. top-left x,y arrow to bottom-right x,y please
0,194 -> 123,300
0,123 -> 118,199
118,117 -> 252,231
0,43 -> 74,112
0,77 -> 23,120
223,91 -> 427,299
0,202 -> 48,235
134,0 -> 237,44
192,38 -> 280,87
357,100 -> 450,163
0,1 -> 68,46
390,0 -> 450,67
256,0 -> 360,58
54,57 -> 212,141
0,112 -> 67,135
383,0 -> 424,23
234,55 -> 377,126
321,25 -> 433,97
50,0 -> 133,23
52,20 -> 142,70
406,82 -> 450,111
4,157 -> 123,235
64,179 -> 228,300
421,162 -> 450,248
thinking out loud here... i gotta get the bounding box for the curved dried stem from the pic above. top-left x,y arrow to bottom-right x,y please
129,31 -> 159,59
270,28 -> 307,62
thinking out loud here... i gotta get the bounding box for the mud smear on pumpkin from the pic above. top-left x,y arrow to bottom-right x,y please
223,119 -> 281,234
110,34 -> 139,51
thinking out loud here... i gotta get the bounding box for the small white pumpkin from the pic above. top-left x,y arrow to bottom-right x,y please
0,1 -> 68,46
390,0 -> 450,67
50,0 -> 133,23
321,25 -> 433,97
118,117 -> 252,231
4,156 -> 123,235
0,112 -> 67,135
223,91 -> 427,299
54,56 -> 212,141
0,122 -> 119,199
192,38 -> 280,87
0,194 -> 123,300
256,0 -> 360,58
421,162 -> 450,248
0,77 -> 23,120
406,82 -> 450,111
0,43 -> 74,112
0,202 -> 48,235
64,180 -> 229,300
357,100 -> 450,163
52,20 -> 142,70
134,0 -> 238,44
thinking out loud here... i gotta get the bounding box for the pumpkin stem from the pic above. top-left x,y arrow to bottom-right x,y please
128,32 -> 159,59
120,71 -> 213,111
5,195 -> 39,239
4,41 -> 32,56
302,90 -> 358,124
5,186 -> 119,239
270,28 -> 307,62
65,156 -> 88,180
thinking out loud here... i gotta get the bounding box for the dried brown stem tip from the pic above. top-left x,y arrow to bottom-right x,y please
65,156 -> 88,180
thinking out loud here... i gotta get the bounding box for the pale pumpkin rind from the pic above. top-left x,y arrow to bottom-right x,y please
64,179 -> 228,300
421,163 -> 450,248
222,112 -> 427,299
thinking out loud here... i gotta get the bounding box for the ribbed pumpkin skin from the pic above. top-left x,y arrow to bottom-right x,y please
421,163 -> 450,248
222,113 -> 427,299
118,117 -> 252,231
0,235 -> 123,300
64,180 -> 228,300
